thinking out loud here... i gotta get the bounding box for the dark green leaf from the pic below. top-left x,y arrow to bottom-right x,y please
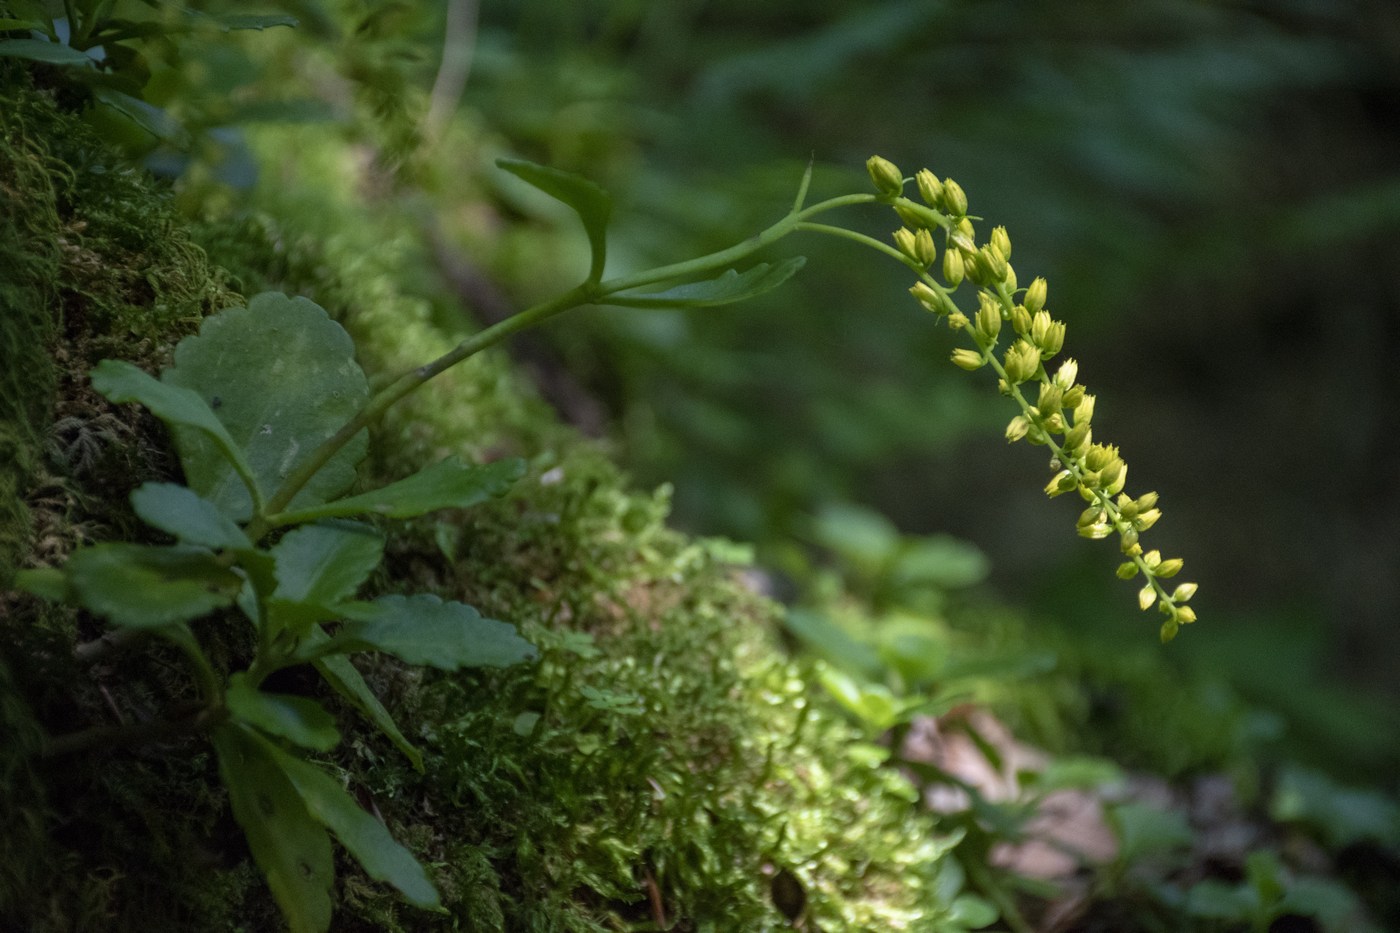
497,158 -> 612,283
891,535 -> 990,590
226,674 -> 340,752
315,594 -> 536,670
213,723 -> 334,933
312,643 -> 422,772
1185,880 -> 1253,920
0,37 -> 93,66
258,739 -> 440,909
66,544 -> 242,628
0,19 -> 41,31
13,567 -> 69,602
162,293 -> 369,522
92,87 -> 184,143
604,257 -> 806,310
783,609 -> 882,680
1109,802 -> 1193,864
131,482 -> 253,551
272,521 -> 383,608
274,457 -> 523,524
91,360 -> 262,510
206,13 -> 299,31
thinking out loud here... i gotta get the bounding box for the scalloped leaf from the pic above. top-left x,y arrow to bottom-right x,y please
162,293 -> 369,522
91,360 -> 262,508
304,594 -> 535,671
65,543 -> 243,628
272,521 -> 384,608
226,674 -> 340,752
213,724 -> 334,933
497,157 -> 612,283
274,456 -> 523,524
130,482 -> 253,551
257,737 -> 440,909
604,257 -> 806,309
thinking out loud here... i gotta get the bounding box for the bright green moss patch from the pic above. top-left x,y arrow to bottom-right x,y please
3,91 -> 956,930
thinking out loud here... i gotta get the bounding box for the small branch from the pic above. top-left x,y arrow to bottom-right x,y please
422,0 -> 479,147
74,627 -> 149,664
41,702 -> 218,759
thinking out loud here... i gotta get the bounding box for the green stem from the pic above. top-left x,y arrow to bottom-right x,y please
253,282 -> 593,537
254,193 -> 881,537
41,702 -> 218,758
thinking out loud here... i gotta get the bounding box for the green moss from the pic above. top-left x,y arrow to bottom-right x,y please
3,96 -> 954,930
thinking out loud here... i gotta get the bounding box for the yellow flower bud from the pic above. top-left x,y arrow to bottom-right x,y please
1119,526 -> 1139,552
942,248 -> 965,287
1171,582 -> 1197,602
1010,304 -> 1032,336
1134,508 -> 1162,532
1054,358 -> 1079,390
1155,558 -> 1184,578
950,347 -> 986,371
980,245 -> 1008,283
1175,606 -> 1197,624
910,281 -> 942,313
1024,276 -> 1047,314
991,225 -> 1012,260
948,311 -> 970,330
1003,339 -> 1040,384
1098,456 -> 1124,490
943,178 -> 968,216
1044,470 -> 1077,498
867,155 -> 904,198
915,228 -> 937,267
893,228 -> 919,262
1160,619 -> 1179,643
916,169 -> 944,208
1079,522 -> 1112,540
1142,549 -> 1161,569
1073,393 -> 1096,425
1005,414 -> 1030,442
1117,561 -> 1140,580
976,293 -> 1002,341
1003,263 -> 1017,292
1138,584 -> 1157,611
1104,462 -> 1127,496
1063,421 -> 1091,453
1061,384 -> 1086,411
1039,320 -> 1066,358
1085,443 -> 1116,472
1134,491 -> 1159,512
1037,382 -> 1063,415
1077,506 -> 1104,529
1042,412 -> 1065,434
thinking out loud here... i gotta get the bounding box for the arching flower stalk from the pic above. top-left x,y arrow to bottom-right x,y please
866,156 -> 1198,642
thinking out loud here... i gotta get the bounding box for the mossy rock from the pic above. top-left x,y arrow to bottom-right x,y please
0,75 -> 952,930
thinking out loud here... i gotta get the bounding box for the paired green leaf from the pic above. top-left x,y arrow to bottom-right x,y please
162,293 -> 369,522
274,456 -> 524,525
213,724 -> 334,933
497,158 -> 613,283
259,739 -> 440,909
91,359 -> 262,511
131,482 -> 253,551
604,257 -> 807,310
64,544 -> 242,628
0,37 -> 93,66
310,594 -> 537,671
226,674 -> 340,752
